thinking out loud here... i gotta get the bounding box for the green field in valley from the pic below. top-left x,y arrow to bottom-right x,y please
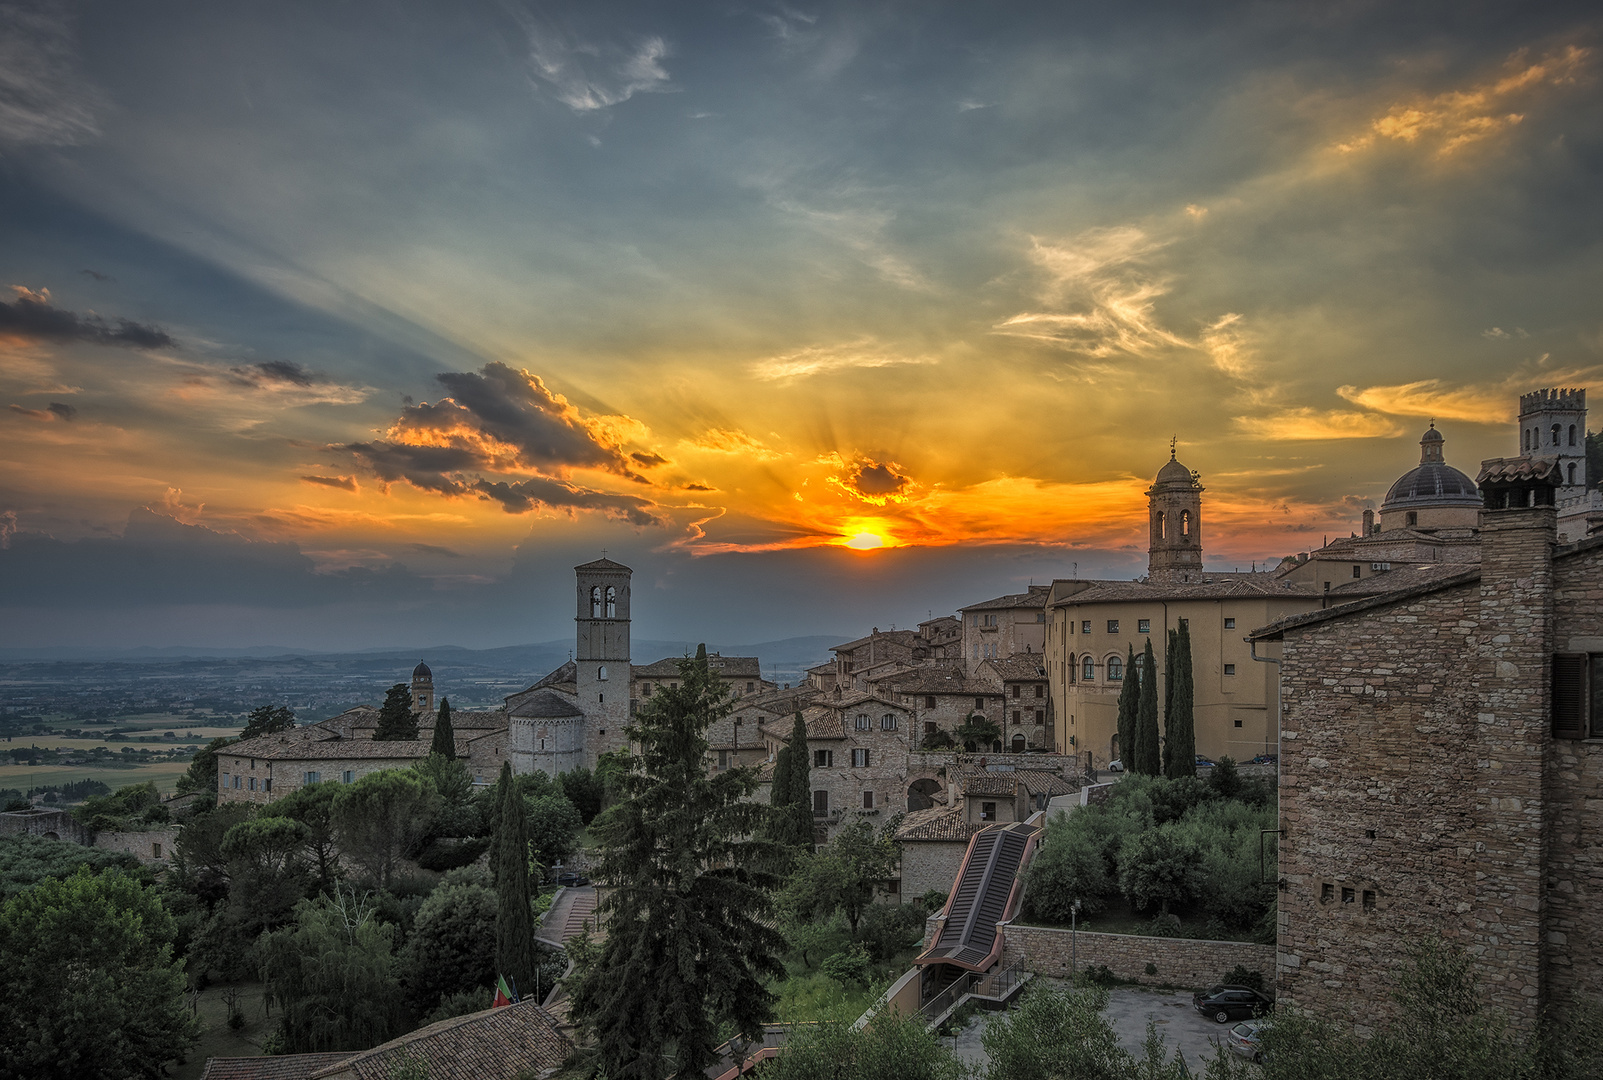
0,759 -> 193,796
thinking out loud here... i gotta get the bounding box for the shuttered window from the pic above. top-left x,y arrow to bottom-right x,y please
1553,653 -> 1586,739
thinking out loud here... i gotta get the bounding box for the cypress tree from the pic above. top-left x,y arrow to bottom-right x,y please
570,645 -> 788,1079
1162,628 -> 1178,775
1115,645 -> 1139,768
784,712 -> 813,850
1134,638 -> 1161,775
373,683 -> 418,740
494,759 -> 537,996
430,697 -> 456,759
1165,620 -> 1197,778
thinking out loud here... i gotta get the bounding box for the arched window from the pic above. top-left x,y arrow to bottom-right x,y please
590,585 -> 602,617
1523,429 -> 1530,451
598,665 -> 608,681
1107,655 -> 1123,681
1082,656 -> 1095,681
1157,511 -> 1166,539
605,585 -> 617,618
1180,510 -> 1191,538
1553,424 -> 1562,446
1570,424 -> 1578,446
1569,463 -> 1577,486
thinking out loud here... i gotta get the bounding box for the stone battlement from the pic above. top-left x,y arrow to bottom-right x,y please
1520,387 -> 1586,416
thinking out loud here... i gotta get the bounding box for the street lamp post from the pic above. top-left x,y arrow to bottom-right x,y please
1070,898 -> 1082,982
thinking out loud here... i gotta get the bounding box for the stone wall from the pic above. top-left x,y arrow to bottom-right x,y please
0,807 -> 92,845
94,825 -> 182,865
1000,924 -> 1274,991
900,840 -> 968,903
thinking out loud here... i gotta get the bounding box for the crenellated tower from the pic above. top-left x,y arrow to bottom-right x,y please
1519,388 -> 1587,496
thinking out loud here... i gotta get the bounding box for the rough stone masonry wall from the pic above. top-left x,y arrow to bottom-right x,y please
1000,925 -> 1274,991
1545,540 -> 1603,1010
94,825 -> 182,864
1276,580 -> 1488,1036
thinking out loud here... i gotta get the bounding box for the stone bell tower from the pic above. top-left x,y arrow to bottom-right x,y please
1147,444 -> 1205,584
574,556 -> 632,763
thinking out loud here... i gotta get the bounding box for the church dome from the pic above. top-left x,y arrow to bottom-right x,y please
1381,424 -> 1480,512
413,660 -> 432,679
1154,455 -> 1194,486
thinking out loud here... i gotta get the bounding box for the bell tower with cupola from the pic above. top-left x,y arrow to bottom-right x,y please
574,556 -> 632,762
1147,444 -> 1205,584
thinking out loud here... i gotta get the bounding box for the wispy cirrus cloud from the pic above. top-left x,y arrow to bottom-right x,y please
749,338 -> 936,382
683,427 -> 783,460
511,10 -> 675,112
8,400 -> 75,422
1234,408 -> 1404,441
1334,44 -> 1592,159
1337,362 -> 1603,424
0,0 -> 103,148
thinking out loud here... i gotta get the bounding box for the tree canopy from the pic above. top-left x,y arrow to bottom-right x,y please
175,736 -> 232,801
373,683 -> 418,741
570,645 -> 787,1080
768,712 -> 814,849
331,769 -> 438,887
782,814 -> 900,937
240,704 -> 296,741
0,867 -> 198,1080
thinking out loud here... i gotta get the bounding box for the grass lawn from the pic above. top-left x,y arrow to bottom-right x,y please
1018,897 -> 1267,944
0,759 -> 192,795
172,982 -> 277,1080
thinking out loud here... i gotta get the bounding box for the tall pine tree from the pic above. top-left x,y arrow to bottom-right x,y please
1164,620 -> 1197,778
372,683 -> 418,740
494,760 -> 538,996
570,646 -> 788,1080
1133,638 -> 1161,775
1115,645 -> 1139,768
430,697 -> 456,759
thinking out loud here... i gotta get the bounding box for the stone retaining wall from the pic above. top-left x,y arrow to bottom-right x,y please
93,825 -> 182,865
999,924 -> 1274,991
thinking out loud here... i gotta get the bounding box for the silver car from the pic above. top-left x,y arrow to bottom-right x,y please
1226,1019 -> 1267,1063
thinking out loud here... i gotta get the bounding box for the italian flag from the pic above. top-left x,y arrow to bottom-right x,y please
493,974 -> 518,1008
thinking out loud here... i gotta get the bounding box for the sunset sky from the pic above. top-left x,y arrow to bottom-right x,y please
2,1 -> 1600,651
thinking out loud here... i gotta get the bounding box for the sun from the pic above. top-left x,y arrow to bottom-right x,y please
844,531 -> 885,550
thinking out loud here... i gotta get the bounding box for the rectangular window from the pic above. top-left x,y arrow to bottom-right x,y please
1321,883 -> 1334,903
1224,664 -> 1236,676
1224,617 -> 1236,629
981,801 -> 997,821
1082,620 -> 1092,634
342,770 -> 355,783
814,749 -> 833,768
855,714 -> 871,730
1138,619 -> 1151,633
1034,684 -> 1044,698
233,774 -> 242,789
248,777 -> 256,791
1352,565 -> 1362,579
1107,620 -> 1119,634
265,779 -> 271,792
1552,653 -> 1603,739
1035,710 -> 1044,724
880,714 -> 897,730
1363,890 -> 1376,912
925,695 -> 937,708
924,721 -> 937,735
1342,887 -> 1356,905
152,843 -> 162,859
974,697 -> 984,710
1011,685 -> 1021,698
1234,719 -> 1243,728
851,748 -> 870,768
304,771 -> 320,785
862,790 -> 875,810
718,750 -> 729,770
747,681 -> 755,692
1012,711 -> 1021,725
813,790 -> 829,817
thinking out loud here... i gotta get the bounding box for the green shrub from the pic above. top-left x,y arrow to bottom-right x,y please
1220,964 -> 1266,993
821,944 -> 872,987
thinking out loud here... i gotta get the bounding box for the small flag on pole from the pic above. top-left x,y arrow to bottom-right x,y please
493,974 -> 518,1008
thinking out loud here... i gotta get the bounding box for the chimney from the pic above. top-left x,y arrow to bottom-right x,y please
1362,508 -> 1375,536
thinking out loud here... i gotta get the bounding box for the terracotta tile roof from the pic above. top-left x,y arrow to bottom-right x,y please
896,807 -> 981,843
960,587 -> 1049,612
243,739 -> 434,762
830,691 -> 909,712
442,709 -> 507,729
308,1001 -> 571,1080
632,654 -> 764,679
880,671 -> 997,696
1477,455 -> 1563,485
981,657 -> 1048,681
528,660 -> 577,691
831,629 -> 918,653
201,1054 -> 351,1080
760,706 -> 846,741
1051,576 -> 1312,605
1017,770 -> 1075,797
951,768 -> 1022,797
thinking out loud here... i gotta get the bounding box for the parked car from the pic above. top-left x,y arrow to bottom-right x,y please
1193,984 -> 1272,1024
1251,753 -> 1279,765
1194,756 -> 1215,769
1107,759 -> 1124,772
555,871 -> 590,887
1227,1019 -> 1270,1062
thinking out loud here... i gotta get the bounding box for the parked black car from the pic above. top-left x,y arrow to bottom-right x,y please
1193,985 -> 1273,1024
555,871 -> 590,887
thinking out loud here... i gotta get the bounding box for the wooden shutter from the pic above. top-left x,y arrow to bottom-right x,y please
1553,653 -> 1586,739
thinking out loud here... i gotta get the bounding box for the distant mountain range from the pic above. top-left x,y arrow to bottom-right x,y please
0,636 -> 845,686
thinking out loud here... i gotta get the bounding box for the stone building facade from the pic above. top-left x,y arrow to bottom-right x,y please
960,587 -> 1049,669
1252,462 -> 1603,1034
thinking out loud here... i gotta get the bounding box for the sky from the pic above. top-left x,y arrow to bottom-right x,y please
1,0 -> 1600,652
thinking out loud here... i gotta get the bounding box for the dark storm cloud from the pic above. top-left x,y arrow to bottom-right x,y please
854,462 -> 908,496
232,359 -> 325,387
300,474 -> 357,491
47,401 -> 75,420
630,451 -> 668,468
471,476 -> 663,527
0,286 -> 172,348
342,441 -> 483,494
0,509 -> 424,608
